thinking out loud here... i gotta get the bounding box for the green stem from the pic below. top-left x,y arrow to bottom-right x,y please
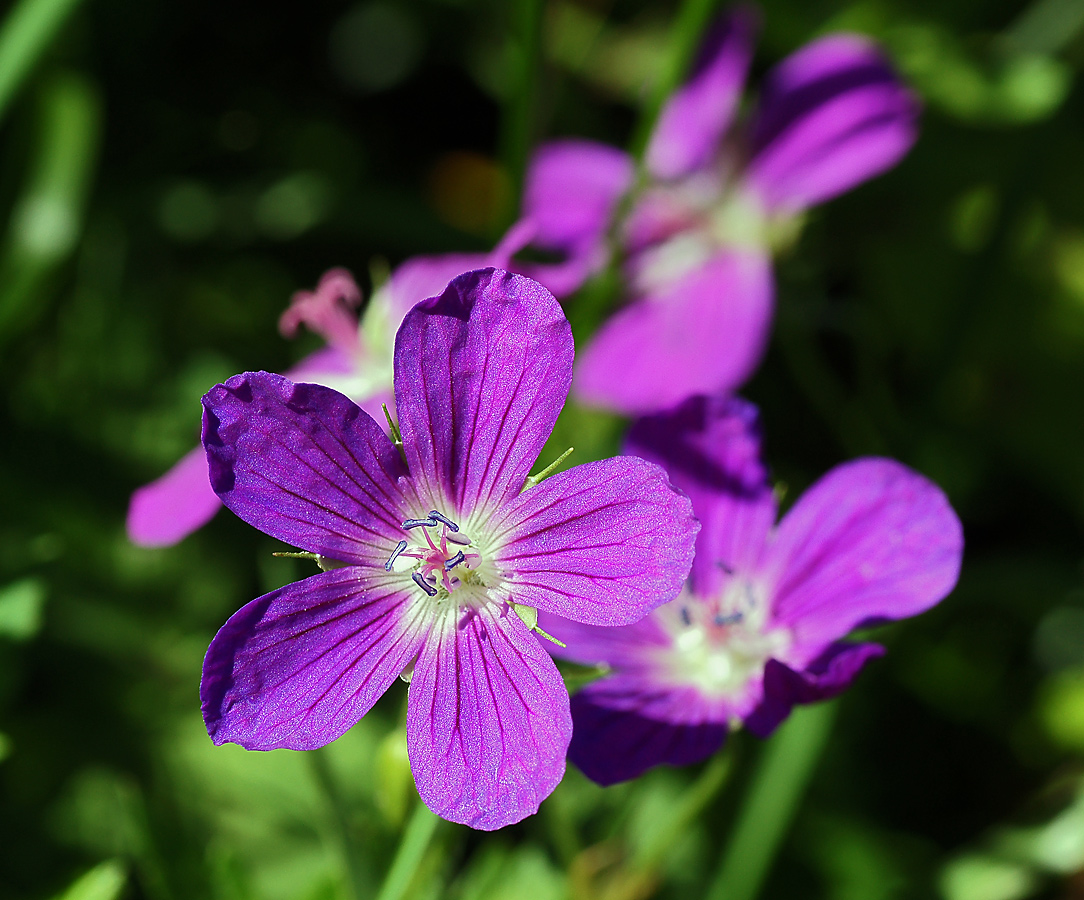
629,0 -> 721,161
0,0 -> 83,124
500,0 -> 545,206
705,702 -> 838,900
308,749 -> 369,900
374,800 -> 441,900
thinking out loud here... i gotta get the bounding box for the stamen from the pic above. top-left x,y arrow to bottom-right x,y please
443,551 -> 466,571
446,532 -> 472,546
384,540 -> 408,571
411,572 -> 438,597
715,612 -> 744,627
428,510 -> 459,532
403,517 -> 438,530
680,607 -> 692,626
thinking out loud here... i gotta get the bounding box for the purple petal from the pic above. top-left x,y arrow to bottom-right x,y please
522,140 -> 633,251
765,458 -> 963,654
385,254 -> 495,323
406,603 -> 571,830
490,456 -> 697,626
127,445 -> 221,547
574,251 -> 774,414
535,610 -> 670,669
201,568 -> 427,750
393,269 -> 572,514
626,396 -> 776,598
645,8 -> 760,180
743,641 -> 884,738
201,372 -> 409,564
749,34 -> 919,212
568,676 -> 728,785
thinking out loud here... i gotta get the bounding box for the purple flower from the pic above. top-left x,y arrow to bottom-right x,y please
540,395 -> 961,786
126,243 -> 525,548
198,269 -> 698,828
511,10 -> 919,413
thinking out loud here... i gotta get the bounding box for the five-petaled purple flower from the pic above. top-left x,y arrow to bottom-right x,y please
126,239 -> 525,548
539,395 -> 962,785
511,10 -> 919,414
198,269 -> 698,828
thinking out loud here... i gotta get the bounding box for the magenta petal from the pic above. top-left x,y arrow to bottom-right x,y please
201,372 -> 409,564
406,603 -> 571,830
744,641 -> 885,738
385,254 -> 494,323
574,251 -> 774,414
535,611 -> 670,668
394,269 -> 573,513
569,677 -> 727,785
491,456 -> 697,626
766,458 -> 963,650
645,8 -> 759,180
284,346 -> 356,383
127,445 -> 222,547
523,140 -> 633,250
201,569 -> 427,750
749,34 -> 919,212
626,396 -> 776,598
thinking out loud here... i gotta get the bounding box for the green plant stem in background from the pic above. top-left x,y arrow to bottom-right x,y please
629,0 -> 721,160
500,0 -> 545,207
308,748 -> 371,900
375,799 -> 440,900
0,0 -> 84,124
706,702 -> 839,900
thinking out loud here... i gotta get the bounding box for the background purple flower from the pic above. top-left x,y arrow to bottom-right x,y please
199,269 -> 698,828
541,395 -> 962,785
508,11 -> 919,415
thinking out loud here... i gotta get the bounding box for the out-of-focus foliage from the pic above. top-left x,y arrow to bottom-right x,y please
1,0 -> 1084,899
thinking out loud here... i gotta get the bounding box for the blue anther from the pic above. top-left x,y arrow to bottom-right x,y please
443,551 -> 466,571
715,612 -> 743,627
680,607 -> 692,626
428,510 -> 459,532
384,540 -> 408,572
412,572 -> 438,597
403,517 -> 438,530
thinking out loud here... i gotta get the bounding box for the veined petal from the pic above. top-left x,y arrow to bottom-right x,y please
744,641 -> 884,737
645,8 -> 759,180
394,269 -> 573,514
749,34 -> 919,212
201,568 -> 428,750
765,458 -> 963,653
523,140 -> 633,251
535,610 -> 670,669
202,372 -> 409,565
490,456 -> 697,626
626,396 -> 776,598
574,251 -> 774,414
126,445 -> 221,547
406,602 -> 571,830
568,676 -> 728,785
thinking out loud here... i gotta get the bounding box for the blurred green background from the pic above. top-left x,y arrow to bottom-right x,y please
2,0 -> 1084,898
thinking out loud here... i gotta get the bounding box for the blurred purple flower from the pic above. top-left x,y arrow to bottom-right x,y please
126,234 -> 529,548
198,269 -> 698,828
540,395 -> 961,785
512,10 -> 919,414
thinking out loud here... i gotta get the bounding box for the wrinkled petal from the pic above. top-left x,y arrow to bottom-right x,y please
522,140 -> 633,251
394,269 -> 572,514
744,641 -> 884,737
127,445 -> 221,547
406,602 -> 571,830
490,456 -> 697,626
201,568 -> 428,750
645,8 -> 759,180
569,676 -> 728,785
749,34 -> 919,212
202,372 -> 409,565
626,395 -> 776,598
765,458 -> 963,653
574,250 -> 774,414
